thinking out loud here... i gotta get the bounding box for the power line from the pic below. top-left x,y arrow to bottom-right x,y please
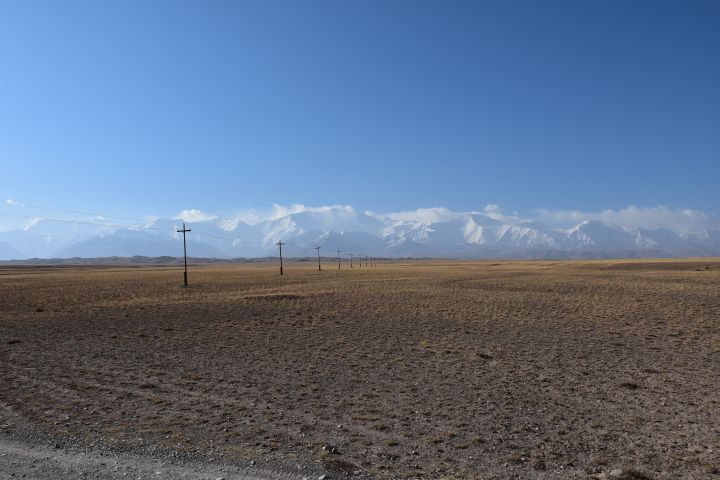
18,202 -> 147,223
0,209 -> 280,264
1,202 -> 390,269
3,202 -> 246,241
3,201 -> 220,235
1,202 -> 320,259
0,210 -> 259,245
0,210 -> 166,230
189,226 -> 264,247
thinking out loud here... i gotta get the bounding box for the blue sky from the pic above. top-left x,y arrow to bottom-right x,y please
1,0 -> 719,229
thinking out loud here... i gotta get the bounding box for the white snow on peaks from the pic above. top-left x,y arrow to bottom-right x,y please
174,209 -> 216,223
1,203 -> 718,260
383,207 -> 460,224
535,205 -> 718,232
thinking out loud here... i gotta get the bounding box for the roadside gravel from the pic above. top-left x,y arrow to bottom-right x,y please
0,407 -> 318,480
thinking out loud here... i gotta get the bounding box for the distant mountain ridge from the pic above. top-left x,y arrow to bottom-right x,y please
1,206 -> 719,260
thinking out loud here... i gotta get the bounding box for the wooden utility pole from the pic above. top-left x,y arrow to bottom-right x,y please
349,253 -> 353,268
177,223 -> 191,287
337,249 -> 341,269
277,240 -> 285,275
315,246 -> 322,271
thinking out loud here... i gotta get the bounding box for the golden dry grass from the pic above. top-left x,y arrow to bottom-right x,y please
1,259 -> 719,479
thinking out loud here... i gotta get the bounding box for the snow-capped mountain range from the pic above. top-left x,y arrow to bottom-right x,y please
1,206 -> 719,260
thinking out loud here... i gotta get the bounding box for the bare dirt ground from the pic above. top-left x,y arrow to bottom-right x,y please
1,260 -> 719,479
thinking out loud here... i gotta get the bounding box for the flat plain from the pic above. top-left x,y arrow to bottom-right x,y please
1,260 -> 719,479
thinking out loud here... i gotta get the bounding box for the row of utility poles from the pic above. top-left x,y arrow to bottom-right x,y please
277,242 -> 378,276
176,224 -> 381,285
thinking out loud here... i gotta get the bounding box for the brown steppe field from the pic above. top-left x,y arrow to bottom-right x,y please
1,260 -> 719,479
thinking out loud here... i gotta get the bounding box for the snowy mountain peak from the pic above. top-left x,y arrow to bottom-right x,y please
1,209 -> 719,260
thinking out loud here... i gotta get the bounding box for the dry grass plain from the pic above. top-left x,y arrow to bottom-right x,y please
1,260 -> 719,479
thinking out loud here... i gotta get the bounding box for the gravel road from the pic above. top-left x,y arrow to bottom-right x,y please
0,407 -> 317,480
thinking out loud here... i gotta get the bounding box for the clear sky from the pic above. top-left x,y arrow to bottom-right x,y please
1,0 -> 719,226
